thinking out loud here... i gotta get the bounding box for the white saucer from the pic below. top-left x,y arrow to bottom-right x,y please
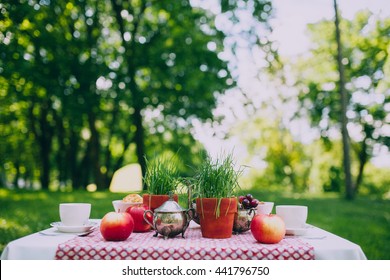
285,225 -> 309,236
50,221 -> 97,233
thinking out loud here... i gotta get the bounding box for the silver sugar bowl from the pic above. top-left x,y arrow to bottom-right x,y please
143,194 -> 195,239
233,208 -> 256,234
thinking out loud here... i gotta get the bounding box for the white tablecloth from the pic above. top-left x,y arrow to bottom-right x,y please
1,221 -> 367,260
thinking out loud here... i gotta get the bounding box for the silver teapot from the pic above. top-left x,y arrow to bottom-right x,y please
233,208 -> 256,234
143,194 -> 195,239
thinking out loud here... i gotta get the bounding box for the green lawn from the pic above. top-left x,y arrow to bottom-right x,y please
0,188 -> 389,259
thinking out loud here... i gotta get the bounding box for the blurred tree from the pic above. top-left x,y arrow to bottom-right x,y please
0,1 -> 110,189
236,117 -> 312,192
0,0 -> 274,190
294,11 -> 390,198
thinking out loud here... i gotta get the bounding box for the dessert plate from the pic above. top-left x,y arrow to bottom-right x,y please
50,221 -> 97,233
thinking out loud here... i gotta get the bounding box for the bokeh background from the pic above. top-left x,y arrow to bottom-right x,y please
1,0 -> 389,259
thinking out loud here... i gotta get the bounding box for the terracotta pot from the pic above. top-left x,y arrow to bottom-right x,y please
142,194 -> 178,212
196,197 -> 237,239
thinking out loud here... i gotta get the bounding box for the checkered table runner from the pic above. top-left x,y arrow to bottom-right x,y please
55,227 -> 314,260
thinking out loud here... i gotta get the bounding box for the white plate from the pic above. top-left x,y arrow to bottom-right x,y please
285,226 -> 309,236
50,221 -> 97,233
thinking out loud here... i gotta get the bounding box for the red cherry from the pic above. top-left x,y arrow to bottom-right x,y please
238,196 -> 246,203
250,199 -> 259,208
246,194 -> 253,201
242,199 -> 251,209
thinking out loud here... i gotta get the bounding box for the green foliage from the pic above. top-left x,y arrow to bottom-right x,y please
144,155 -> 180,195
359,164 -> 390,198
236,117 -> 312,193
143,119 -> 207,177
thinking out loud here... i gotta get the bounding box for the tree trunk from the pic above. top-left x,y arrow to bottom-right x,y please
13,161 -> 20,188
38,106 -> 52,191
54,111 -> 67,189
355,140 -> 368,194
69,130 -> 82,189
29,99 -> 52,191
0,168 -> 6,188
333,0 -> 354,200
88,112 -> 104,190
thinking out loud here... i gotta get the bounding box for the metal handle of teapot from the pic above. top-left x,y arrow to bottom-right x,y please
248,208 -> 256,219
182,208 -> 195,233
186,208 -> 196,221
245,208 -> 256,229
143,210 -> 155,230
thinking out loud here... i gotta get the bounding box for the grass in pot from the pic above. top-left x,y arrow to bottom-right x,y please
143,155 -> 180,212
192,153 -> 242,239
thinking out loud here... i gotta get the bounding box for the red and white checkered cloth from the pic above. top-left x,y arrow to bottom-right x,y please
55,227 -> 314,260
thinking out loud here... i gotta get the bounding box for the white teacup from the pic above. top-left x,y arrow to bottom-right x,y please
256,202 -> 274,215
112,200 -> 141,213
275,205 -> 308,229
59,203 -> 91,226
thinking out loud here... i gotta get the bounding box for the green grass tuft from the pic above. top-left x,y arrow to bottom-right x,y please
144,155 -> 180,195
192,152 -> 242,199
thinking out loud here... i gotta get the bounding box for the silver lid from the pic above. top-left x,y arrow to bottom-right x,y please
154,193 -> 185,213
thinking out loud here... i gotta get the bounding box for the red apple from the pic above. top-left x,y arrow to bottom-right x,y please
126,204 -> 153,232
250,213 -> 285,244
100,211 -> 134,241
